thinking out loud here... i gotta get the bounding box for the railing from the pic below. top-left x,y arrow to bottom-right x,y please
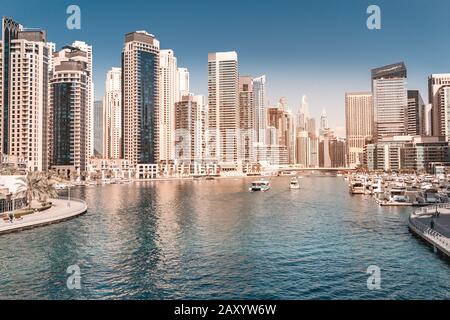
409,216 -> 450,253
0,197 -> 27,214
414,203 -> 450,215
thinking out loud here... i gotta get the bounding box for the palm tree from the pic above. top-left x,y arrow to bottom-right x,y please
15,172 -> 44,209
15,172 -> 58,209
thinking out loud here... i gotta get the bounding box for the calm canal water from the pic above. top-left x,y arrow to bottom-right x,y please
0,176 -> 449,299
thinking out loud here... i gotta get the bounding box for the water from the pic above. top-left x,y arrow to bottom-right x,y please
0,177 -> 449,299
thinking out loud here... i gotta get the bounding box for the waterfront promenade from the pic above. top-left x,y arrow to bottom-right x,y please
0,198 -> 87,235
409,205 -> 450,258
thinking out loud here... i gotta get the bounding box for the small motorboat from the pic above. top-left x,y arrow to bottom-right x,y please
290,177 -> 300,189
249,180 -> 270,192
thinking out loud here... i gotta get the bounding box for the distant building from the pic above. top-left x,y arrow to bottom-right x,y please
319,132 -> 346,168
174,95 -> 205,163
365,135 -> 450,173
345,92 -> 373,167
159,49 -> 179,162
239,76 -> 255,163
406,90 -> 425,136
177,67 -> 190,100
428,73 -> 450,137
94,101 -> 103,157
253,75 -> 266,145
372,62 -> 408,140
103,67 -> 122,159
71,41 -> 94,158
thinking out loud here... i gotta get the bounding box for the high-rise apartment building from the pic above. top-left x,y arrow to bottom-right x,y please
71,41 -> 94,158
207,51 -> 239,163
428,73 -> 450,137
345,92 -> 373,167
49,46 -> 90,175
253,75 -> 266,145
319,109 -> 329,136
372,62 -> 408,140
436,86 -> 450,141
0,17 -> 53,171
103,67 -> 122,159
94,101 -> 103,157
177,67 -> 189,100
239,76 -> 255,162
122,31 -> 160,165
159,49 -> 179,162
174,94 -> 205,162
1,17 -> 23,157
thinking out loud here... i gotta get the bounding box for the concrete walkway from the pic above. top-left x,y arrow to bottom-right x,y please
409,206 -> 450,258
0,198 -> 87,235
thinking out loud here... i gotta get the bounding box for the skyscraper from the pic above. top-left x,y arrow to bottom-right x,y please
372,62 -> 407,140
122,31 -> 160,165
253,75 -> 266,145
406,90 -> 425,136
239,76 -> 255,162
71,41 -> 94,158
345,92 -> 373,167
428,73 -> 450,137
319,109 -> 329,136
94,101 -> 103,157
207,51 -> 239,163
103,67 -> 122,159
49,46 -> 90,175
6,27 -> 51,171
177,67 -> 190,100
436,86 -> 450,140
174,94 -> 205,163
159,49 -> 178,162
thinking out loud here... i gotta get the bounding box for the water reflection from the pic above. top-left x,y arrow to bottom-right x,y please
0,177 -> 449,299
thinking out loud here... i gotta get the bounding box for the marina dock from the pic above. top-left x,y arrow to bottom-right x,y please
409,204 -> 450,258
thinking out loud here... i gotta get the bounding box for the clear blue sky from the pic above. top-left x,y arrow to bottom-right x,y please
3,0 -> 450,136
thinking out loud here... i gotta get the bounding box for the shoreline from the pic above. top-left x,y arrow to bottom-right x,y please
0,198 -> 87,235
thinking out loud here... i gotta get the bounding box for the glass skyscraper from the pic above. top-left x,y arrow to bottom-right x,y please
122,31 -> 160,165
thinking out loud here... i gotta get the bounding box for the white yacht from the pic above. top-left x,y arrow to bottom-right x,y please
290,177 -> 300,189
249,180 -> 271,192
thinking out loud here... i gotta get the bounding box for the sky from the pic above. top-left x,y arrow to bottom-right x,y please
3,0 -> 450,137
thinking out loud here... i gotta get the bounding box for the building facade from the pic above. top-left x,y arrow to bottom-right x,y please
207,51 -> 239,164
177,67 -> 189,100
406,90 -> 425,136
122,31 -> 160,165
103,67 -> 122,159
159,49 -> 179,163
239,76 -> 255,163
7,29 -> 51,171
174,94 -> 205,163
345,92 -> 373,168
253,75 -> 266,146
49,46 -> 90,175
71,41 -> 94,159
94,100 -> 103,156
428,73 -> 450,137
372,62 -> 408,140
